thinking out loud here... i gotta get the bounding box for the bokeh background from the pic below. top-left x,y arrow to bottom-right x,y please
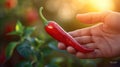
0,0 -> 120,67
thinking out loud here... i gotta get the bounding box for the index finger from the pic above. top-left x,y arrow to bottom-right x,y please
76,11 -> 111,24
69,27 -> 92,37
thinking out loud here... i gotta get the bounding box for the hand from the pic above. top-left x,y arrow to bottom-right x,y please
58,11 -> 120,59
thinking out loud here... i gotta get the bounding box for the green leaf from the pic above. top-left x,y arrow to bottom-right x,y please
36,62 -> 44,67
48,41 -> 65,53
46,63 -> 59,67
17,40 -> 34,59
15,61 -> 32,67
6,42 -> 18,60
15,21 -> 24,34
36,52 -> 43,62
34,52 -> 44,67
48,41 -> 58,50
7,31 -> 19,35
52,57 -> 64,63
41,47 -> 52,56
80,59 -> 97,67
26,37 -> 36,45
23,27 -> 35,36
34,38 -> 44,47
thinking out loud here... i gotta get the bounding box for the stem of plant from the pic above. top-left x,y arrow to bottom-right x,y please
39,7 -> 48,25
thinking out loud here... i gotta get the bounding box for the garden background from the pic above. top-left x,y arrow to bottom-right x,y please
0,0 -> 120,67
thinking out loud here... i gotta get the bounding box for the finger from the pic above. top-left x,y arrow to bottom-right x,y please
69,27 -> 91,37
67,46 -> 76,54
58,42 -> 66,50
75,36 -> 93,44
76,11 -> 111,24
85,43 -> 96,49
76,49 -> 102,59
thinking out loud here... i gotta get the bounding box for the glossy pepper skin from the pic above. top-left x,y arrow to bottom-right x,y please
40,7 -> 94,53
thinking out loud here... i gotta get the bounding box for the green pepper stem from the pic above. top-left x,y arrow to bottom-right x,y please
39,7 -> 48,25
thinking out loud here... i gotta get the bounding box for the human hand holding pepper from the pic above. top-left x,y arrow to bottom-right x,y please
58,11 -> 120,58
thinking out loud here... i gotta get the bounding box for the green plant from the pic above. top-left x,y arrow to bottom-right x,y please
0,0 -> 103,67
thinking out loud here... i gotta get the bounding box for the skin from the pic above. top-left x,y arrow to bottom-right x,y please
58,11 -> 120,59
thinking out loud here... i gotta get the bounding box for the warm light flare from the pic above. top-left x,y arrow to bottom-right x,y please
57,4 -> 75,21
45,0 -> 115,22
88,0 -> 114,11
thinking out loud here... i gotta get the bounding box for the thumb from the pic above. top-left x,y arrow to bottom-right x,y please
76,11 -> 110,24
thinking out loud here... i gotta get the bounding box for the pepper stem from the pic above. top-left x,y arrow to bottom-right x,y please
39,7 -> 48,25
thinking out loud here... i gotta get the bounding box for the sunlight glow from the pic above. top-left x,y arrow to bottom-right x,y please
57,4 -> 75,21
88,0 -> 114,11
45,0 -> 115,22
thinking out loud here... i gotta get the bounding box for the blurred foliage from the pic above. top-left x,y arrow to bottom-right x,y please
0,0 -> 120,67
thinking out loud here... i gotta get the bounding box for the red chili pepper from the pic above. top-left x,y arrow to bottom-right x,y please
5,0 -> 17,9
25,8 -> 39,25
39,7 -> 94,53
